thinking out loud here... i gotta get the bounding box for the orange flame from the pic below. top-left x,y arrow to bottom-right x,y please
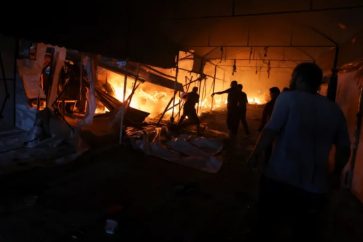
99,70 -> 181,119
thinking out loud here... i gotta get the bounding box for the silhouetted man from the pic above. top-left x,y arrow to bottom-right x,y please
237,84 -> 250,135
258,86 -> 280,132
178,87 -> 201,134
212,80 -> 240,138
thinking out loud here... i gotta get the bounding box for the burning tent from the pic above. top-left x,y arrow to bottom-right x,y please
12,41 -> 225,173
15,42 -> 190,147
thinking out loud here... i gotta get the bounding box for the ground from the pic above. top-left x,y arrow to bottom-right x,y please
0,105 -> 362,242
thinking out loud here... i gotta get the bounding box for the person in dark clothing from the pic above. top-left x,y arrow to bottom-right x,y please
258,87 -> 280,132
237,84 -> 250,135
258,86 -> 280,165
178,87 -> 201,133
212,80 -> 240,138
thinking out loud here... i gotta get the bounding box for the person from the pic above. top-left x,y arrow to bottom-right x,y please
258,86 -> 280,132
248,63 -> 351,242
211,80 -> 240,138
237,84 -> 250,135
257,86 -> 280,165
178,86 -> 201,134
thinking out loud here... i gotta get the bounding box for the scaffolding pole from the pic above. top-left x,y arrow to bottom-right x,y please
119,62 -> 128,144
211,65 -> 217,111
157,96 -> 175,125
170,52 -> 180,124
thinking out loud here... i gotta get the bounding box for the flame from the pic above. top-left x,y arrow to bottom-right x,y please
100,70 -> 181,119
97,68 -> 267,120
95,105 -> 110,114
248,97 -> 264,105
30,99 -> 47,110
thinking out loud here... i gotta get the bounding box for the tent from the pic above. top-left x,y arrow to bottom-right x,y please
1,0 -> 363,201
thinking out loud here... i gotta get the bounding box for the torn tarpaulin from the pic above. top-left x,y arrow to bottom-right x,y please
127,127 -> 223,173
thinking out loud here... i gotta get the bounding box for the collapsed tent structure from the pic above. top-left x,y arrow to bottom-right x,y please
1,0 -> 363,202
0,39 -> 225,174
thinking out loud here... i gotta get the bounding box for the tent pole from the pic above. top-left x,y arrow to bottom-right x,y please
211,65 -> 217,111
158,97 -> 174,125
123,75 -> 128,103
201,76 -> 207,113
197,77 -> 202,114
125,81 -> 141,107
119,62 -> 128,144
79,53 -> 83,111
170,52 -> 179,124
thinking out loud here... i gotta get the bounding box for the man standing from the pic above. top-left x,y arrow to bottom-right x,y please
178,87 -> 201,134
212,80 -> 240,138
258,86 -> 280,132
249,63 -> 351,241
237,84 -> 250,135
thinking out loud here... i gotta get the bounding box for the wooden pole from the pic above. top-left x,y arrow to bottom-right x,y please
197,76 -> 202,114
123,75 -> 128,103
79,53 -> 83,111
157,96 -> 174,125
119,62 -> 128,144
211,65 -> 217,111
171,52 -> 179,124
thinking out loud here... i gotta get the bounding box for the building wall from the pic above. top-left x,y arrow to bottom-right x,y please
0,34 -> 16,132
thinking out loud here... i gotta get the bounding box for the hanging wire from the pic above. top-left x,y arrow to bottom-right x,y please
249,47 -> 253,63
232,59 -> 237,75
264,46 -> 269,57
220,46 -> 224,62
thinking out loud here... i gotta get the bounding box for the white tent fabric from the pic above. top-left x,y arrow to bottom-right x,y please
17,43 -> 47,99
47,46 -> 66,110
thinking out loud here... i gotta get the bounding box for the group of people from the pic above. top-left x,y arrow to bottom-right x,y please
177,80 -> 250,138
177,62 -> 351,241
177,77 -> 287,141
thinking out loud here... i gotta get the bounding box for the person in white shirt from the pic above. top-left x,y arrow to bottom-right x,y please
248,62 -> 351,242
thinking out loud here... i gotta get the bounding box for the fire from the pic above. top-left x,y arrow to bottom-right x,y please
95,105 -> 110,114
99,70 -> 181,119
248,97 -> 264,105
97,67 -> 267,121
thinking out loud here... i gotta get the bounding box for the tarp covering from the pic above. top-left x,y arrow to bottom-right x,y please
336,61 -> 363,203
47,46 -> 67,110
127,126 -> 223,173
17,43 -> 47,99
99,58 -> 184,92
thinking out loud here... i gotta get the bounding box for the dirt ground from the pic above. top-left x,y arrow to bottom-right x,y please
0,105 -> 362,242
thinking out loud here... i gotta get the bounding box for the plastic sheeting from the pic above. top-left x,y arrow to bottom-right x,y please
77,56 -> 97,126
16,43 -> 47,99
336,63 -> 363,203
47,46 -> 66,110
127,127 -> 223,173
